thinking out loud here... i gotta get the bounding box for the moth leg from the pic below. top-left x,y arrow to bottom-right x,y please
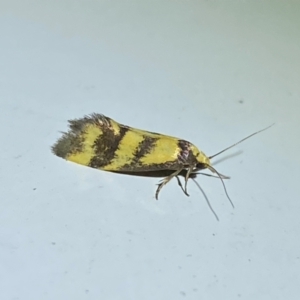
184,166 -> 195,196
175,176 -> 189,197
155,169 -> 183,200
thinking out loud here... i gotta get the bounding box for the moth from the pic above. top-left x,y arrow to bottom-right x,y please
52,113 -> 272,201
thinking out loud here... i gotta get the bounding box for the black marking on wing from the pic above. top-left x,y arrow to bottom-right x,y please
89,124 -> 129,168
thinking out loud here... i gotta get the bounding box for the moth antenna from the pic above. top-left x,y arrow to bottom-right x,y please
208,165 -> 234,208
209,124 -> 274,159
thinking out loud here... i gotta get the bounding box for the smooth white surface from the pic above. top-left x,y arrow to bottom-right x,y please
1,1 -> 300,299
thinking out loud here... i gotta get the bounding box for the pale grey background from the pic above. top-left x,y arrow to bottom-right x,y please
1,1 -> 300,300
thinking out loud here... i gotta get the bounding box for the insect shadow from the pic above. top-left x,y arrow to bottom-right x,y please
212,150 -> 243,166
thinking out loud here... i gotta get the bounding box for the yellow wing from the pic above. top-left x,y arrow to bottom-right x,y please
52,114 -> 183,172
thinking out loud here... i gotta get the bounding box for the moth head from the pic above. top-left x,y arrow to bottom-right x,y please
197,158 -> 211,172
190,145 -> 211,170
192,124 -> 273,208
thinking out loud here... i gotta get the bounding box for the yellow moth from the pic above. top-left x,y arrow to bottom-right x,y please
52,113 -> 272,202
